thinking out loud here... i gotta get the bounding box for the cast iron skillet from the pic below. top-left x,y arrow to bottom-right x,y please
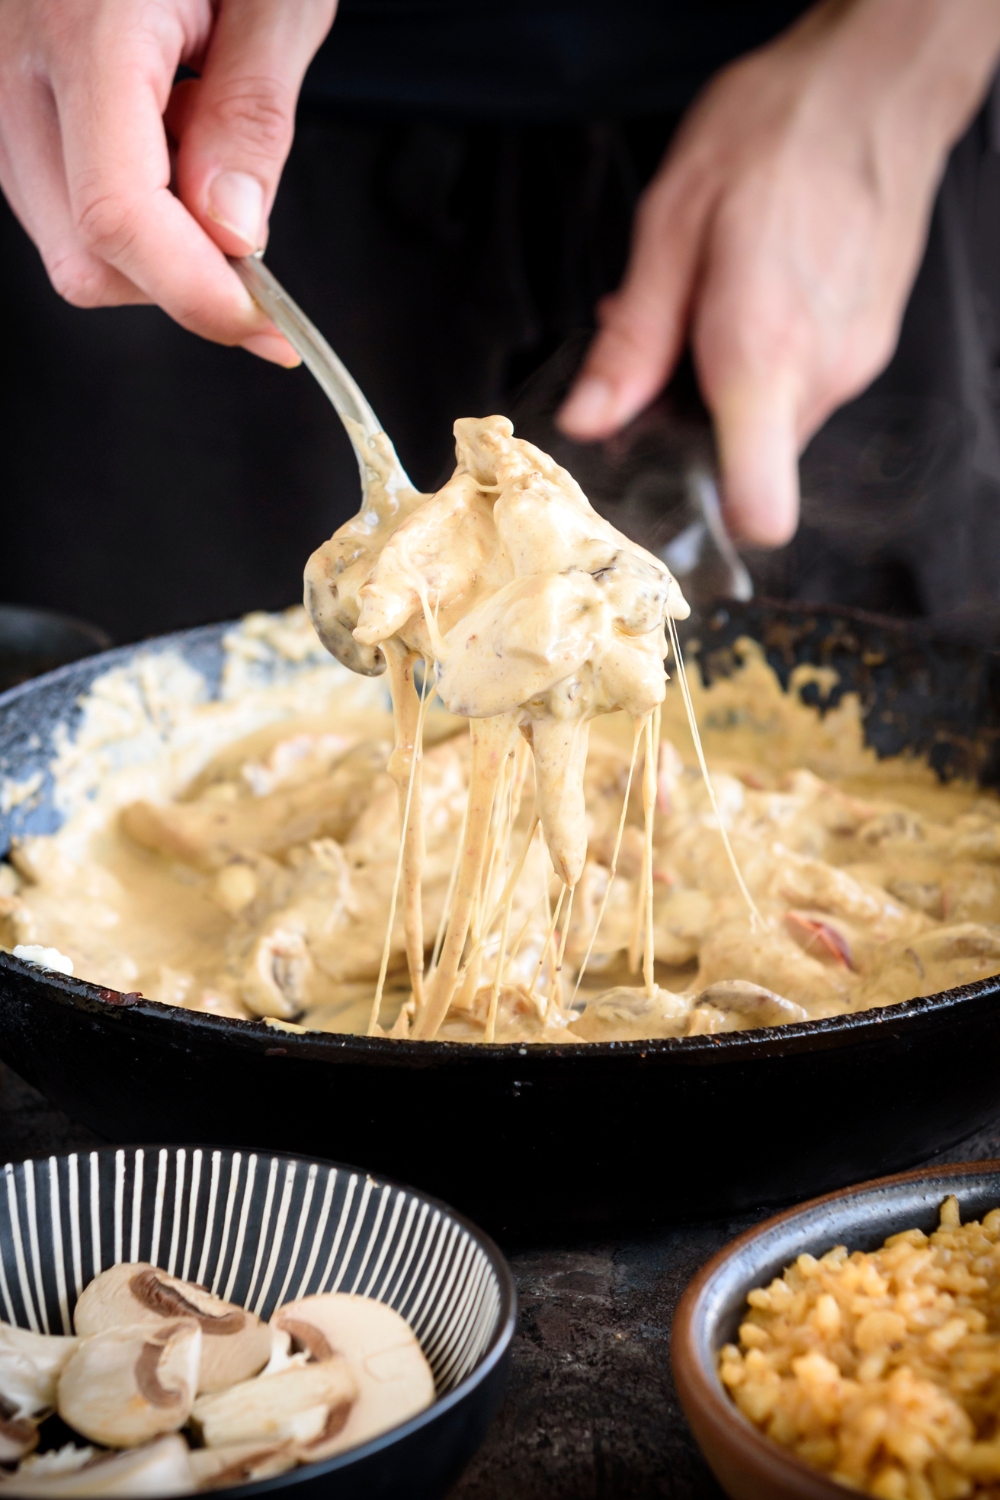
0,601 -> 998,1236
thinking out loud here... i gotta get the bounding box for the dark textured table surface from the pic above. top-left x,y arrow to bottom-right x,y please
1,1060 -> 997,1500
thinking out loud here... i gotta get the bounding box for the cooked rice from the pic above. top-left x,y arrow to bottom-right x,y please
720,1196 -> 1000,1498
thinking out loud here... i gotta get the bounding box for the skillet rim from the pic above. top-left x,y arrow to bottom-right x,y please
2,948 -> 996,1065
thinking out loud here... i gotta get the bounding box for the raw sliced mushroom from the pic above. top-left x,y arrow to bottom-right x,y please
186,1441 -> 298,1490
190,1359 -> 357,1449
0,1401 -> 39,1465
58,1321 -> 201,1447
694,980 -> 808,1029
73,1264 -> 271,1393
258,1328 -> 308,1379
0,1322 -> 78,1421
0,1436 -> 195,1496
273,1294 -> 435,1458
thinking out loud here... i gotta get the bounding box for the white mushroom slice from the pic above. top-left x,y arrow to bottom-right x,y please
0,1323 -> 78,1418
58,1322 -> 201,1447
186,1442 -> 298,1489
0,1436 -> 195,1496
1,1445 -> 96,1481
273,1295 -> 435,1458
0,1403 -> 38,1465
258,1328 -> 308,1379
73,1264 -> 271,1394
190,1359 -> 357,1450
695,980 -> 808,1028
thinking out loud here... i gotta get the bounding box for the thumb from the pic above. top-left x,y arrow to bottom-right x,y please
557,162 -> 713,441
712,374 -> 801,547
173,0 -> 335,256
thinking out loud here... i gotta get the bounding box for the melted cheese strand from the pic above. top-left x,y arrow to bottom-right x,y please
368,665 -> 433,1035
485,792 -> 520,1045
414,711 -> 518,1039
530,882 -> 566,997
548,885 -> 574,1018
666,612 -> 762,927
643,711 -> 657,997
430,782 -> 468,972
570,718 -> 644,1003
384,645 -> 428,1009
504,829 -> 547,974
456,758 -> 515,1014
479,749 -> 515,932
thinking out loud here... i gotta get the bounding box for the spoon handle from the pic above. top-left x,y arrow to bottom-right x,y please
232,253 -> 382,441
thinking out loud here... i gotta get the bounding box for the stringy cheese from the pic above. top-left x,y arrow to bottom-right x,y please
304,415 -> 751,1040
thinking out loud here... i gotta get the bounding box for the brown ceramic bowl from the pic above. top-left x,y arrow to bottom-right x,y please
671,1160 -> 1000,1500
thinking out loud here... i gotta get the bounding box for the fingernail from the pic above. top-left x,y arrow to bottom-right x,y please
557,376 -> 615,436
241,332 -> 301,369
207,171 -> 264,251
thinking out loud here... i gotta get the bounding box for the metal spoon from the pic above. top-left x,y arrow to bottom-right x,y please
231,252 -> 415,497
233,256 -> 750,623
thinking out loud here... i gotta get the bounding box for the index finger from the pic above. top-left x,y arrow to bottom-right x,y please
54,22 -> 287,351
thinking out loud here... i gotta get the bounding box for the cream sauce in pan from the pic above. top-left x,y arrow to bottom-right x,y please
3,420 -> 1000,1043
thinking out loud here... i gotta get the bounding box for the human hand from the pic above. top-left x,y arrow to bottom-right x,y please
558,0 -> 1000,545
0,0 -> 336,364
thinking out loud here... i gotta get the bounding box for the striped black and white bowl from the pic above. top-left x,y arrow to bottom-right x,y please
0,1145 -> 515,1498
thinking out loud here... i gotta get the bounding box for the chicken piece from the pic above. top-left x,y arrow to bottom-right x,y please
353,472 -> 505,649
942,866 -> 1000,923
652,888 -> 714,966
121,741 -> 392,871
950,816 -> 1000,862
856,923 -> 1000,1009
769,851 -> 926,940
696,916 -> 853,1015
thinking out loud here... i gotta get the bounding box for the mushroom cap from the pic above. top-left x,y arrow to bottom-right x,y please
58,1322 -> 201,1448
186,1441 -> 298,1489
190,1358 -> 357,1450
272,1294 -> 435,1458
73,1265 -> 271,1394
0,1436 -> 195,1496
0,1323 -> 78,1419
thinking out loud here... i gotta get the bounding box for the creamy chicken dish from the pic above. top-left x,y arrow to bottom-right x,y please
2,418 -> 1000,1044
